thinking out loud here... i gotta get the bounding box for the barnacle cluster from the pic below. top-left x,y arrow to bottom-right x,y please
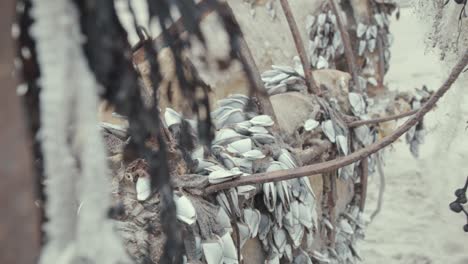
166,95 -> 320,263
262,62 -> 381,179
306,10 -> 344,70
106,86 -> 380,263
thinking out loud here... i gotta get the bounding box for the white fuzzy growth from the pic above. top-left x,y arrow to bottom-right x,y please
32,0 -> 130,263
31,1 -> 79,263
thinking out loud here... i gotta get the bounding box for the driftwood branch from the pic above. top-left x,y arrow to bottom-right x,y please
205,49 -> 468,193
279,0 -> 321,95
348,109 -> 418,127
376,36 -> 386,91
328,0 -> 361,91
328,170 -> 337,246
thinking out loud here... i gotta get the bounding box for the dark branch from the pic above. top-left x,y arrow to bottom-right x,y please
328,0 -> 361,91
279,0 -> 321,95
359,157 -> 368,211
347,109 -> 418,128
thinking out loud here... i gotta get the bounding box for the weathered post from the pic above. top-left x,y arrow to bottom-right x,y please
0,1 -> 40,263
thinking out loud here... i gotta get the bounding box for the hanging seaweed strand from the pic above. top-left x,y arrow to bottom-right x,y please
75,0 -> 180,263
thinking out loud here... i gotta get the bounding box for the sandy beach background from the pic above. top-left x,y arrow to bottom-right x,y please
360,5 -> 468,264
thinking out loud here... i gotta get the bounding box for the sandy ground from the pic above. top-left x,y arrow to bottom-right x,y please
360,7 -> 468,264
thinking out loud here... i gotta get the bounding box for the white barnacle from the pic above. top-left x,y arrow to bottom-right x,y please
219,152 -> 237,170
233,121 -> 252,135
356,23 -> 367,38
306,15 -> 315,31
316,56 -> 329,69
218,98 -> 246,109
258,214 -> 272,241
208,169 -> 242,184
164,107 -> 182,127
266,82 -> 287,95
348,92 -> 366,116
267,161 -> 288,172
250,115 -> 274,127
213,128 -> 244,145
215,108 -> 245,128
358,40 -> 367,56
226,138 -> 252,154
272,65 -> 297,75
248,126 -> 269,134
237,222 -> 250,248
263,182 -> 277,212
267,72 -> 290,84
367,25 -> 378,39
321,120 -> 336,143
202,237 -> 224,264
336,134 -> 349,155
243,209 -> 261,238
136,176 -> 151,201
221,233 -> 238,262
174,195 -> 197,225
367,77 -> 378,86
261,69 -> 282,79
278,149 -> 297,169
318,13 -> 327,26
273,228 -> 287,253
374,13 -> 384,28
242,149 -> 266,160
354,125 -> 372,146
339,219 -> 354,235
294,249 -> 313,264
216,207 -> 232,233
304,119 -> 320,131
368,39 -> 376,53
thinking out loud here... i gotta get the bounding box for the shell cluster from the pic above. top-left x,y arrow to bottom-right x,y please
165,94 -> 320,263
306,11 -> 344,69
261,63 -> 307,95
261,62 -> 379,179
374,11 -> 394,73
316,204 -> 367,263
366,11 -> 394,73
356,23 -> 378,57
106,88 -> 388,263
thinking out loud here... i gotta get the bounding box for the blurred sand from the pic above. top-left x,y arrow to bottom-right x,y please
360,7 -> 468,264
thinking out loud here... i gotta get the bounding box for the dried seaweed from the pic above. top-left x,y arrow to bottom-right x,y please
449,176 -> 468,232
74,0 -> 180,262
